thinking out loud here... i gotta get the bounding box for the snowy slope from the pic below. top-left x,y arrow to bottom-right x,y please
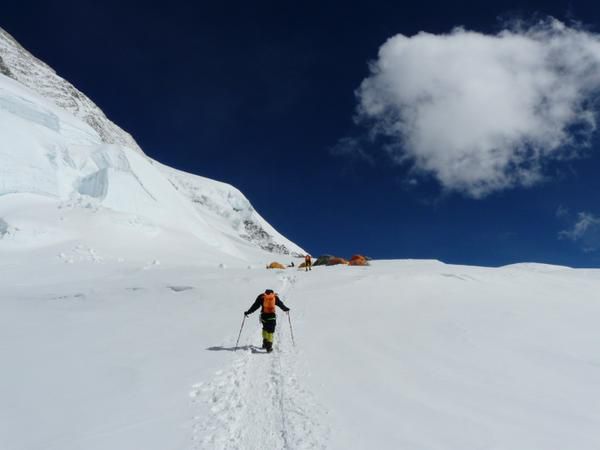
0,27 -> 142,153
2,258 -> 599,450
158,162 -> 304,255
0,26 -> 304,263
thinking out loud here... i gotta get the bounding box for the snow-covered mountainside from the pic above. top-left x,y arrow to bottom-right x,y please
0,27 -> 304,263
0,27 -> 142,154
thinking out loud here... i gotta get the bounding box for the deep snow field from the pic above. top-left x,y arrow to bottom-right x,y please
2,251 -> 600,450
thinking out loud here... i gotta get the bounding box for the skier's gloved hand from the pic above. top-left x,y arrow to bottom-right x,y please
244,311 -> 249,317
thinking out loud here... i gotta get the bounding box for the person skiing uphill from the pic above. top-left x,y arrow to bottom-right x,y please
244,289 -> 290,352
304,254 -> 312,271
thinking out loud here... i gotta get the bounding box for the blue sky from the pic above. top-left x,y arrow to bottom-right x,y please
3,1 -> 600,267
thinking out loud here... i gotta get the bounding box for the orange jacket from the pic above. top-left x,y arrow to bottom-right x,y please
245,293 -> 290,315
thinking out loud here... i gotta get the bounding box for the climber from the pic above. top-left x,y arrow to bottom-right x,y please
244,289 -> 290,352
304,254 -> 312,271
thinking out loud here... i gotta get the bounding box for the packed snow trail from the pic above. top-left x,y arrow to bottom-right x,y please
190,273 -> 330,449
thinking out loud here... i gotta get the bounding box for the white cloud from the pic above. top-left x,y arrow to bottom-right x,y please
356,18 -> 600,197
559,212 -> 600,252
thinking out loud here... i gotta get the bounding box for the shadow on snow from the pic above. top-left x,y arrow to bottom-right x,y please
206,345 -> 269,354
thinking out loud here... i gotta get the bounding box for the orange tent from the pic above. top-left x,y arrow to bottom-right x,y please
349,255 -> 369,266
326,257 -> 349,266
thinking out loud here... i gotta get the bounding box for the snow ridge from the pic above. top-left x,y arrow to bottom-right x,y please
0,27 -> 142,154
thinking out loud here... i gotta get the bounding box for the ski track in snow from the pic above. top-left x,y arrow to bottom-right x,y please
190,274 -> 329,450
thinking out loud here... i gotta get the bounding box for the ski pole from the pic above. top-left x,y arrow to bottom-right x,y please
234,315 -> 246,351
287,311 -> 295,346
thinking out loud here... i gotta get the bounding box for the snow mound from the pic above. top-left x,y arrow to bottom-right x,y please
500,262 -> 573,272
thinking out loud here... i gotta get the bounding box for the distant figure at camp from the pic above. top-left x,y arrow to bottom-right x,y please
290,261 -> 295,267
244,289 -> 290,352
304,254 -> 312,271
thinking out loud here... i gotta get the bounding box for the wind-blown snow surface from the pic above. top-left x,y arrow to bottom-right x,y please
2,258 -> 599,450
